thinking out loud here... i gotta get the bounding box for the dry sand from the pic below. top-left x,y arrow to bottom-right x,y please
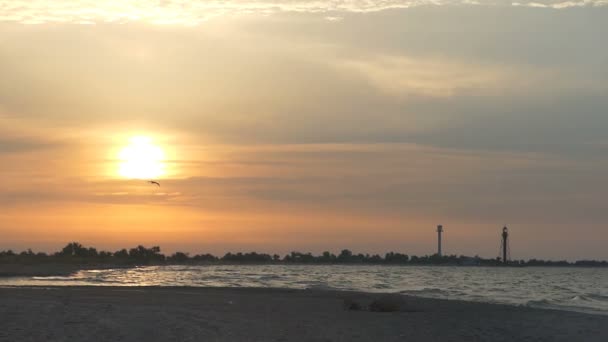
0,286 -> 606,341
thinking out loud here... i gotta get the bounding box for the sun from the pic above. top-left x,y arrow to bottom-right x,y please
118,136 -> 165,179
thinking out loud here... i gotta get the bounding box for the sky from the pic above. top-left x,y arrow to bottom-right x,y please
0,1 -> 607,260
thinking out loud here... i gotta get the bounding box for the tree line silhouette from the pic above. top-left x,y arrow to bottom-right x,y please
0,242 -> 606,267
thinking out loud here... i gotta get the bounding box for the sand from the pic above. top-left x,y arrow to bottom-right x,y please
0,264 -> 134,277
0,286 -> 606,342
0,264 -> 81,277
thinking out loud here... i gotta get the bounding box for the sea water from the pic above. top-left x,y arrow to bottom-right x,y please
2,265 -> 606,315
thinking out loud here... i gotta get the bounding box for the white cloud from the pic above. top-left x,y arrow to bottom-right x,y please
0,1 -> 606,25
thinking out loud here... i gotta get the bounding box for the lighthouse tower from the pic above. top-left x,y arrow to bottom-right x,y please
501,226 -> 509,264
437,225 -> 443,257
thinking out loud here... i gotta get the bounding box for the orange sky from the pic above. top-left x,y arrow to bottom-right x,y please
1,3 -> 607,260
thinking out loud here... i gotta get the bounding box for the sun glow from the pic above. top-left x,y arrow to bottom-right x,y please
118,136 -> 165,179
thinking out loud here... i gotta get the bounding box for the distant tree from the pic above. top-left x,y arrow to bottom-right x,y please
2,243 -> 607,267
128,245 -> 165,264
192,253 -> 218,262
114,249 -> 129,259
20,250 -> 32,257
60,242 -> 87,257
369,254 -> 383,263
337,249 -> 353,262
223,251 -> 273,263
87,247 -> 98,258
320,251 -> 337,263
168,252 -> 190,263
98,251 -> 112,259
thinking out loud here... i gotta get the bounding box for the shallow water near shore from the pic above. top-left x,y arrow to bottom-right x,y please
2,265 -> 606,315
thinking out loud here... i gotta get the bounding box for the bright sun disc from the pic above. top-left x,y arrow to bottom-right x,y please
118,136 -> 165,179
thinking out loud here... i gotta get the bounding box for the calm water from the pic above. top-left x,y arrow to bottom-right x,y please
2,265 -> 606,315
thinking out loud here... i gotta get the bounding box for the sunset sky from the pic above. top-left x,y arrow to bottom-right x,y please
1,1 -> 607,260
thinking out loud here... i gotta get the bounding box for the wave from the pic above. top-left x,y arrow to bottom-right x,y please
586,293 -> 608,301
3,265 -> 606,316
526,297 -> 608,316
399,288 -> 445,296
259,275 -> 281,281
566,294 -> 608,305
32,276 -> 78,281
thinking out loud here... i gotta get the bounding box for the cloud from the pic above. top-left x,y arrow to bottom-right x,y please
1,7 -> 606,156
0,118 -> 66,153
1,140 -> 606,258
0,1 -> 606,25
0,136 -> 57,153
1,6 -> 606,154
335,55 -> 519,97
1,3 -> 607,259
4,141 -> 604,224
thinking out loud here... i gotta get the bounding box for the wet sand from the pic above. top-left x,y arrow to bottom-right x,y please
0,286 -> 606,341
0,264 -> 134,277
0,264 -> 81,277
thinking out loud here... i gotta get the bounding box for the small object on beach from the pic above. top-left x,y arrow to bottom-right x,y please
368,295 -> 404,312
343,298 -> 363,311
148,180 -> 160,187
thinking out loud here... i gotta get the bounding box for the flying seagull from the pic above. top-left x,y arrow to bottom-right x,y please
148,180 -> 160,187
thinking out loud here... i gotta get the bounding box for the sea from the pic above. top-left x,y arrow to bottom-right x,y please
1,265 -> 606,316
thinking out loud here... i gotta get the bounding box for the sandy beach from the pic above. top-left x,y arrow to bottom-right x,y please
0,286 -> 606,341
0,264 -> 83,277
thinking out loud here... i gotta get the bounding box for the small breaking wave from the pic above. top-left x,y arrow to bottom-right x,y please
2,265 -> 606,315
31,276 -> 77,281
526,295 -> 608,316
400,288 -> 445,295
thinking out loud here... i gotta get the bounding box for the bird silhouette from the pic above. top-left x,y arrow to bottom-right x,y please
148,180 -> 160,187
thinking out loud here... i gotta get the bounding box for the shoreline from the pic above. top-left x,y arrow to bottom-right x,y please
2,264 -> 606,319
1,286 -> 607,341
2,284 -> 606,317
1,262 -> 606,279
0,263 -> 135,278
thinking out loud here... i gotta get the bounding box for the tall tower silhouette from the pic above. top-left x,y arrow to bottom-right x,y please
437,225 -> 443,257
501,226 -> 509,264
